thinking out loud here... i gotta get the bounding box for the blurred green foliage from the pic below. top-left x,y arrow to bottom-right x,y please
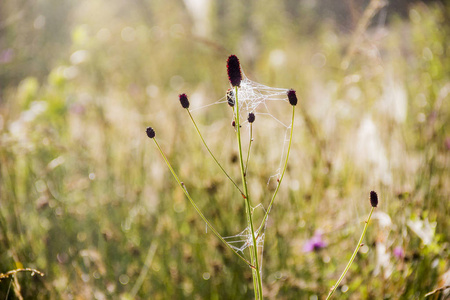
0,0 -> 449,299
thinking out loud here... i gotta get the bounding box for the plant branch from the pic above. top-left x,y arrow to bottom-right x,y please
326,207 -> 375,299
234,86 -> 263,299
259,106 -> 295,229
424,285 -> 450,297
152,138 -> 254,268
186,110 -> 244,195
245,123 -> 253,176
0,268 -> 44,281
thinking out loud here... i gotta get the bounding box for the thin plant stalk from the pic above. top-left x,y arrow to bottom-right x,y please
234,86 -> 263,300
186,110 -> 244,196
245,122 -> 253,175
130,241 -> 158,297
152,138 -> 254,268
326,207 -> 375,299
248,235 -> 259,298
259,106 -> 295,229
341,0 -> 387,69
244,122 -> 261,297
0,268 -> 44,280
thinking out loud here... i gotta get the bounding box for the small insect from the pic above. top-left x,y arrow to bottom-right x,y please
231,119 -> 241,129
226,88 -> 235,107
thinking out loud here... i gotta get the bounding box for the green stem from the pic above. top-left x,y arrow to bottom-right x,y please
245,123 -> 253,176
248,241 -> 258,297
326,207 -> 375,300
130,241 -> 158,297
152,138 -> 254,268
234,86 -> 263,300
186,110 -> 244,195
259,106 -> 295,230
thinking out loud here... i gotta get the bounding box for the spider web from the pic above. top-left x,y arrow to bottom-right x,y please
191,69 -> 293,180
190,68 -> 294,265
192,70 -> 291,127
223,204 -> 267,253
223,204 -> 267,272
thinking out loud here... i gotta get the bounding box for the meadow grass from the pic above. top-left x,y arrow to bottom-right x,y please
0,1 -> 449,299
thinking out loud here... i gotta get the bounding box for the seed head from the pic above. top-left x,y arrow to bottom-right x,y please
146,127 -> 155,139
248,112 -> 255,123
227,55 -> 242,87
287,89 -> 298,106
179,93 -> 190,109
370,191 -> 378,207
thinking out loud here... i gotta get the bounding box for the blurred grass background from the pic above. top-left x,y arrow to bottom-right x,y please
0,0 -> 449,299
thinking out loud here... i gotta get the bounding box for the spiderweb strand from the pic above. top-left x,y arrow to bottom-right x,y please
235,73 -> 289,114
223,204 -> 268,254
191,71 -> 290,125
193,70 -> 293,177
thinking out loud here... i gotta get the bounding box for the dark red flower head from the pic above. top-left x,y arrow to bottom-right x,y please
179,93 -> 189,109
370,191 -> 378,207
146,127 -> 155,139
248,113 -> 255,123
227,55 -> 242,87
287,89 -> 298,106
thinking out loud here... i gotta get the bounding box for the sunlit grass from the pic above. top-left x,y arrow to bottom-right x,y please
0,1 -> 449,299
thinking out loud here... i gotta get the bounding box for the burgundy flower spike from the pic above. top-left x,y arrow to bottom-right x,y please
248,113 -> 255,123
227,55 -> 242,87
287,89 -> 298,106
370,191 -> 378,208
179,93 -> 190,109
146,127 -> 155,139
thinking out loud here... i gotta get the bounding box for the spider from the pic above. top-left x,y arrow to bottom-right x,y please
226,88 -> 235,107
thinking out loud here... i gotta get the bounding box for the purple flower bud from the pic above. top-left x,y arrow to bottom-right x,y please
370,191 -> 378,207
146,127 -> 155,139
248,113 -> 255,123
287,89 -> 298,106
179,93 -> 189,109
227,55 -> 242,87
